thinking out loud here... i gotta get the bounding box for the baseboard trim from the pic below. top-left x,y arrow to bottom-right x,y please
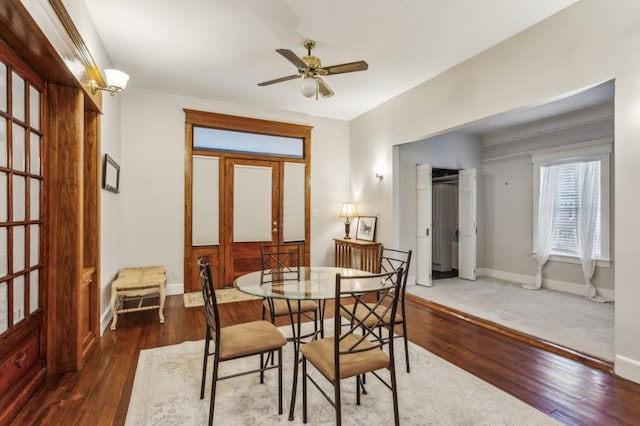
481,268 -> 615,301
615,355 -> 640,384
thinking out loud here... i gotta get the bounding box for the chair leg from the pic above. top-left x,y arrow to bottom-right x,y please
335,376 -> 342,426
356,375 -> 361,405
302,356 -> 308,424
200,331 -> 210,399
208,357 -> 220,426
402,321 -> 410,373
278,348 -> 283,415
389,363 -> 400,426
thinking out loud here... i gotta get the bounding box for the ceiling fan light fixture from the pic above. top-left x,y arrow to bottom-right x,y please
300,76 -> 317,98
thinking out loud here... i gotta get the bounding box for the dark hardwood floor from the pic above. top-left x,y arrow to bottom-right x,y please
11,295 -> 640,425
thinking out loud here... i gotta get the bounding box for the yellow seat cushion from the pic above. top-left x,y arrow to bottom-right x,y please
300,334 -> 389,381
217,320 -> 287,360
340,303 -> 403,328
119,266 -> 166,276
264,299 -> 318,316
112,273 -> 166,290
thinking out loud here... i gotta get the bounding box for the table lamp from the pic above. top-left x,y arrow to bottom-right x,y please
339,202 -> 356,239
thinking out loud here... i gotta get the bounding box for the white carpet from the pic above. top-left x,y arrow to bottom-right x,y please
406,277 -> 614,361
126,324 -> 559,425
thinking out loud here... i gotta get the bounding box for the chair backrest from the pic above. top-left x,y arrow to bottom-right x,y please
260,242 -> 302,282
379,247 -> 412,297
198,255 -> 220,338
335,268 -> 403,359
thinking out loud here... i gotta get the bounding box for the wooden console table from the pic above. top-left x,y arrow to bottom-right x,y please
334,238 -> 382,273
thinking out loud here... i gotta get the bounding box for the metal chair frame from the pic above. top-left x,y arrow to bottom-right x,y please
198,256 -> 284,426
301,268 -> 403,426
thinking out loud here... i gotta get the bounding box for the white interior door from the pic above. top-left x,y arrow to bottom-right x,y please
458,168 -> 477,280
416,164 -> 432,287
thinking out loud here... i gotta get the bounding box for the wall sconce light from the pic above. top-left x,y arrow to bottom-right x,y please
91,69 -> 129,96
339,202 -> 356,239
375,172 -> 384,181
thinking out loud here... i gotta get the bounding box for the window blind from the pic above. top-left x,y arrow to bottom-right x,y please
545,161 -> 601,257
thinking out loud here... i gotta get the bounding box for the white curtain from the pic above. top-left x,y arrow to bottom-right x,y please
577,162 -> 607,303
524,165 -> 560,290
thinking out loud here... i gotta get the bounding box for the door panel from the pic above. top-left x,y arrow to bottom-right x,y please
416,164 -> 432,286
283,162 -> 306,242
233,164 -> 274,242
192,156 -> 219,246
224,158 -> 279,285
458,168 -> 477,280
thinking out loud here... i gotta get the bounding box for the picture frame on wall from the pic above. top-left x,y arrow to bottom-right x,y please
102,154 -> 120,193
355,216 -> 377,242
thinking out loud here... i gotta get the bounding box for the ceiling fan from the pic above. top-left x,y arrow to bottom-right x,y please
258,40 -> 368,99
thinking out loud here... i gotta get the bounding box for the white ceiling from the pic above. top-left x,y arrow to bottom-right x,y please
84,0 -> 577,121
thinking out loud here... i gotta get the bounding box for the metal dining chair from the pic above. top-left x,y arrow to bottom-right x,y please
198,256 -> 287,426
340,247 -> 413,372
300,268 -> 403,426
260,242 -> 321,338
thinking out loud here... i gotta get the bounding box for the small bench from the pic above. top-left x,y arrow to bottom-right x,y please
110,266 -> 167,330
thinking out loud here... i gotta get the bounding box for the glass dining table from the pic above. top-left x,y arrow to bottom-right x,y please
234,265 -> 374,421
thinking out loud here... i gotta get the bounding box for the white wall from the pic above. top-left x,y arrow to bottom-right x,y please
99,95 -> 124,331
120,88 -> 350,294
350,0 -> 640,383
482,113 -> 614,296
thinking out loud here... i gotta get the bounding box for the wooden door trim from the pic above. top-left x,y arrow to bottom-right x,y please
184,110 -> 312,292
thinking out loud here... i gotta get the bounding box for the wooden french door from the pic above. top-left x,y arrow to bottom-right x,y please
0,41 -> 46,423
223,158 -> 280,284
184,110 -> 311,291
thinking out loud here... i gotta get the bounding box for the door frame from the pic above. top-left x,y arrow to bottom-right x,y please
184,110 -> 312,291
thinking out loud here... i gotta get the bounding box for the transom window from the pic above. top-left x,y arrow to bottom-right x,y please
193,126 -> 303,158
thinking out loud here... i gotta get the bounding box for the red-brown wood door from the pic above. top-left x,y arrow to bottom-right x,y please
222,157 -> 280,285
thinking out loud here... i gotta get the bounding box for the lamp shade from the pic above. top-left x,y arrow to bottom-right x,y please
300,77 -> 317,98
104,69 -> 130,90
339,202 -> 355,218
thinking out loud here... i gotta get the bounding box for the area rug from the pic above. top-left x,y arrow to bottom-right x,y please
183,288 -> 260,308
126,324 -> 559,425
406,277 -> 614,361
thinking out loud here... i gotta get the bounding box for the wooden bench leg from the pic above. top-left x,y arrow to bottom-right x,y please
159,285 -> 166,324
110,289 -> 119,331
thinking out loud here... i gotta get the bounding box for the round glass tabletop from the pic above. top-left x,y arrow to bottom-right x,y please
234,266 -> 377,300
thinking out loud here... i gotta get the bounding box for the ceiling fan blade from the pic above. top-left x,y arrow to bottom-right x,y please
257,74 -> 301,86
322,60 -> 369,75
276,49 -> 308,72
317,77 -> 334,98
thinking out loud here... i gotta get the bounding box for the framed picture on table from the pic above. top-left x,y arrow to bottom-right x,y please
355,216 -> 377,242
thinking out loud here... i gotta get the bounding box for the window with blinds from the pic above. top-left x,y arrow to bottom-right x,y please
544,161 -> 601,257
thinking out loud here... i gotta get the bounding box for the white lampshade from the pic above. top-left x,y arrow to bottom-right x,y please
339,202 -> 355,218
300,77 -> 317,98
104,69 -> 129,90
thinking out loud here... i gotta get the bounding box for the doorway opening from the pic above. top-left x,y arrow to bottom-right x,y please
432,168 -> 459,281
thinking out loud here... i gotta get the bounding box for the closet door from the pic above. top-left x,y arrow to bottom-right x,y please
458,168 -> 477,280
416,164 -> 432,286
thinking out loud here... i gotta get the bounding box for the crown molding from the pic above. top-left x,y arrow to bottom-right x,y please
482,102 -> 614,147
